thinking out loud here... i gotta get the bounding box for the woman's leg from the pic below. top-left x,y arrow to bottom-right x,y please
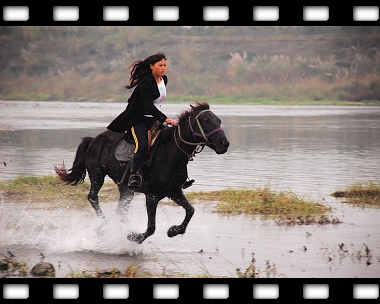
128,118 -> 155,188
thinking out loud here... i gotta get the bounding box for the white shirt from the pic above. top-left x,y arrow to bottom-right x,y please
145,77 -> 167,117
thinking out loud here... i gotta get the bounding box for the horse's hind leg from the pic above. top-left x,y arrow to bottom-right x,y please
167,191 -> 195,238
116,184 -> 134,221
87,171 -> 105,218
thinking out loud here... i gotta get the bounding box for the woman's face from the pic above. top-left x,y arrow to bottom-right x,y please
150,59 -> 167,77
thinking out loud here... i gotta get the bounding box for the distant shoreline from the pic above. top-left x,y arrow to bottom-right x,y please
2,97 -> 380,107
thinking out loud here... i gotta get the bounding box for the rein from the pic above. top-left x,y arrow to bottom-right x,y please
189,110 -> 224,142
174,109 -> 223,161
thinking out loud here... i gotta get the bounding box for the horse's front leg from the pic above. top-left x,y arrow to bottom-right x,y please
127,194 -> 160,244
167,190 -> 195,238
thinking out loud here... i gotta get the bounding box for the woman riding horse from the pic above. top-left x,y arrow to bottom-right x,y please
55,102 -> 229,244
107,52 -> 178,189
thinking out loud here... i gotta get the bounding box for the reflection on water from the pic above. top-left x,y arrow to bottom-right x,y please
1,101 -> 380,278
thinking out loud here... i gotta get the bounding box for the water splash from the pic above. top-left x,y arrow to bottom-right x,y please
0,200 -> 144,256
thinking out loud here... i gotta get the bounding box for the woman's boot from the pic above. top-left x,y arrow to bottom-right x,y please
128,154 -> 143,188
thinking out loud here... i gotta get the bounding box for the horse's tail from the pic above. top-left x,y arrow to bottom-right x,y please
54,136 -> 94,186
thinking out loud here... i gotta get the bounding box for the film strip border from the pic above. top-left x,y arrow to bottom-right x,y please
1,279 -> 379,300
1,5 -> 379,300
1,5 -> 379,25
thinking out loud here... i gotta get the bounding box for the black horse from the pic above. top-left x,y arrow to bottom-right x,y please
54,101 -> 229,244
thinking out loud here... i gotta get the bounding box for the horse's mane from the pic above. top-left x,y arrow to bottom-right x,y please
157,101 -> 210,143
177,101 -> 210,127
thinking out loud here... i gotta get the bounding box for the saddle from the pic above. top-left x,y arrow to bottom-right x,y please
115,121 -> 162,162
115,122 -> 195,189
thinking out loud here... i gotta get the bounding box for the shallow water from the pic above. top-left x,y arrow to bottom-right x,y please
0,101 -> 380,278
1,195 -> 379,278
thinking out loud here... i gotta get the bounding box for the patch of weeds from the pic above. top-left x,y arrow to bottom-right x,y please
236,253 -> 258,278
67,265 -> 142,278
187,186 -> 330,218
353,243 -> 374,266
236,253 -> 286,278
0,175 -> 119,208
0,251 -> 29,277
331,181 -> 380,205
323,243 -> 377,268
275,214 -> 342,226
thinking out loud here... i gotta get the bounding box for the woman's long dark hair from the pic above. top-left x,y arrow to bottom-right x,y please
125,52 -> 167,89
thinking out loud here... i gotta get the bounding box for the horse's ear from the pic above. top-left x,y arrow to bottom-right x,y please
190,101 -> 202,109
201,101 -> 209,109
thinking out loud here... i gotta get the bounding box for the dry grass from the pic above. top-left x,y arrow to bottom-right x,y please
3,176 -> 379,218
0,175 -> 119,210
331,181 -> 380,205
186,186 -> 330,217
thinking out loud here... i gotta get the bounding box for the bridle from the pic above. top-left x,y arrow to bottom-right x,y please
174,109 -> 224,161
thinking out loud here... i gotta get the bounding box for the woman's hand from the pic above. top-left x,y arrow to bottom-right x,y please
165,118 -> 178,126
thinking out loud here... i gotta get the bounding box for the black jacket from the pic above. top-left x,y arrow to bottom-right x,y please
107,73 -> 168,133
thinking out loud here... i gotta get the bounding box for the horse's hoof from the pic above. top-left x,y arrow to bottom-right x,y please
167,225 -> 183,238
127,232 -> 144,244
96,211 -> 105,219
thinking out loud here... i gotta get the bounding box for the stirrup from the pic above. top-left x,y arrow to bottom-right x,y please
182,179 -> 195,189
128,174 -> 143,188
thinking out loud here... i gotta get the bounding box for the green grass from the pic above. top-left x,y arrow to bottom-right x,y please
1,176 -> 329,221
0,176 -> 330,224
0,252 -> 29,277
0,176 -> 328,217
331,181 -> 380,205
3,176 -> 379,218
132,95 -> 380,106
186,186 -> 330,217
3,94 -> 380,106
0,175 -> 119,209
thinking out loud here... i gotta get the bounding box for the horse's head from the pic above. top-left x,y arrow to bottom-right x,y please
183,101 -> 229,154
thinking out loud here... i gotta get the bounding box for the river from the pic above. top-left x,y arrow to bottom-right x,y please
1,100 -> 380,278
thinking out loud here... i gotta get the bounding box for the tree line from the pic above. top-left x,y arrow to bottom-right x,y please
1,26 -> 379,103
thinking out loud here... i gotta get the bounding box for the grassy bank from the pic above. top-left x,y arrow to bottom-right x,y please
2,27 -> 380,106
167,96 -> 380,106
186,187 -> 329,217
2,175 -> 379,211
2,95 -> 380,106
331,181 -> 380,205
0,175 -> 118,211
0,175 -> 329,218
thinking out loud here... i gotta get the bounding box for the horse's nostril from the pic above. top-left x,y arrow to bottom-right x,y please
220,139 -> 229,148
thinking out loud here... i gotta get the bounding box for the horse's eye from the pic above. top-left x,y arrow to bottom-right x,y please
202,118 -> 209,124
